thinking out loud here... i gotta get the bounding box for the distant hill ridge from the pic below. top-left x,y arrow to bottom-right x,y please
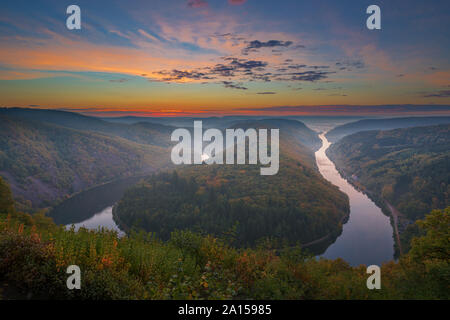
326,116 -> 450,143
0,108 -> 324,213
228,118 -> 322,152
0,107 -> 174,147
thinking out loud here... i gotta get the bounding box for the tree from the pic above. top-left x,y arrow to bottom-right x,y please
409,207 -> 450,262
0,176 -> 15,214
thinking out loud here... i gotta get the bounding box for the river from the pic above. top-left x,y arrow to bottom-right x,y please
48,176 -> 143,236
64,206 -> 125,237
315,133 -> 394,266
51,133 -> 395,266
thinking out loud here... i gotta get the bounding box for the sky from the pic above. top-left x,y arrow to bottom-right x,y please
0,0 -> 449,116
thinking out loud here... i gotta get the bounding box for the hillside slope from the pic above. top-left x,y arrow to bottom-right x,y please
0,115 -> 171,210
326,117 -> 450,143
2,174 -> 449,300
327,124 -> 450,253
230,118 -> 322,152
114,119 -> 349,248
0,108 -> 173,147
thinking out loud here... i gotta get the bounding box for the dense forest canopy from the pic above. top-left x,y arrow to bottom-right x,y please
0,114 -> 171,210
328,124 -> 449,220
328,124 -> 450,253
0,109 -> 327,214
114,119 -> 349,248
0,177 -> 448,300
0,177 -> 14,214
0,109 -> 449,299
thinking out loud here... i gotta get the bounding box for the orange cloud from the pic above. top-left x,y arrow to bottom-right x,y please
228,0 -> 247,5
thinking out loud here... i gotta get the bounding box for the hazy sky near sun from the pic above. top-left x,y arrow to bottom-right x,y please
0,0 -> 449,116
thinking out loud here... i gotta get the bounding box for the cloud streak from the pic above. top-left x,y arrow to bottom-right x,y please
0,0 -> 449,108
242,40 -> 293,55
150,56 -> 336,88
222,81 -> 247,90
187,0 -> 208,8
423,90 -> 450,98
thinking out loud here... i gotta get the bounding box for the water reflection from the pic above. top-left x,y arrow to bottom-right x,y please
315,133 -> 394,266
49,133 -> 395,266
48,176 -> 143,234
66,206 -> 125,237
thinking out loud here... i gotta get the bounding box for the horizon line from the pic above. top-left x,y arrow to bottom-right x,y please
2,105 -> 450,118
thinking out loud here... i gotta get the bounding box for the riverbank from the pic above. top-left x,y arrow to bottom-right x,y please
325,148 -> 407,258
385,202 -> 404,256
48,175 -> 148,225
316,133 -> 394,265
49,132 -> 393,265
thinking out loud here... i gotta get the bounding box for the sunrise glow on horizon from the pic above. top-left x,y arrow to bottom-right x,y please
1,0 -> 449,117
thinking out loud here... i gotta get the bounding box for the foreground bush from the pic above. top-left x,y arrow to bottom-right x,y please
0,177 -> 448,299
0,207 -> 448,299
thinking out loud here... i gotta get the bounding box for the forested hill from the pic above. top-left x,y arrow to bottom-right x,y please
114,119 -> 349,248
0,115 -> 171,210
326,116 -> 450,143
327,124 -> 450,252
0,176 -> 449,299
230,118 -> 322,152
0,108 -> 173,147
102,115 -> 268,129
